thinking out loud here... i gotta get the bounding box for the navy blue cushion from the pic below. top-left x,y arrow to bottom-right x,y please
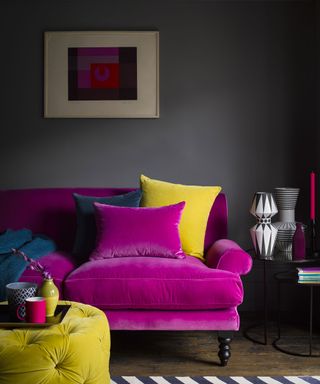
73,190 -> 142,262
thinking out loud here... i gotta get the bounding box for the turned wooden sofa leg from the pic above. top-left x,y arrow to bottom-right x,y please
217,331 -> 233,366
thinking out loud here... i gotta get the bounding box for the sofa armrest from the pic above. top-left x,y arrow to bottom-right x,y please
205,239 -> 252,275
19,251 -> 77,295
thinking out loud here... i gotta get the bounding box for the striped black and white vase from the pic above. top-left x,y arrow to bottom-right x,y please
273,187 -> 300,254
250,192 -> 278,258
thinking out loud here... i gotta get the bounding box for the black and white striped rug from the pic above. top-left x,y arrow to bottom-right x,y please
111,377 -> 320,384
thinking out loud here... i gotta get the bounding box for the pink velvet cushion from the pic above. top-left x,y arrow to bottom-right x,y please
64,255 -> 244,310
90,202 -> 186,260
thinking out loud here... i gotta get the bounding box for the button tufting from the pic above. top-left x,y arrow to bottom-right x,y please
68,326 -> 81,334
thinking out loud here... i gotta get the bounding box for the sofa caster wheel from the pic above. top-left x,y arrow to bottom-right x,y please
217,332 -> 233,366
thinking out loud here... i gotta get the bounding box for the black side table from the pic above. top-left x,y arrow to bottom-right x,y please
244,250 -> 319,346
273,270 -> 320,357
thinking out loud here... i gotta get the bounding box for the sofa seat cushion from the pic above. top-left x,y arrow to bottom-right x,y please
64,255 -> 243,310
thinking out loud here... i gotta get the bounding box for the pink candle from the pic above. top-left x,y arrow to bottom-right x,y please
310,171 -> 316,220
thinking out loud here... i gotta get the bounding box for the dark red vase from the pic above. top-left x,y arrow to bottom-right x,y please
292,223 -> 306,260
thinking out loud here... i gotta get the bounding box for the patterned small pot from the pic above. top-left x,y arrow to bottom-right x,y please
6,282 -> 38,321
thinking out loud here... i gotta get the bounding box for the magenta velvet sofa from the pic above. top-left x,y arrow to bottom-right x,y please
0,188 -> 252,366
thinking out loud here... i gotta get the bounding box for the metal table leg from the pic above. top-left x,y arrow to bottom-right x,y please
309,285 -> 313,356
263,260 -> 267,345
243,260 -> 268,345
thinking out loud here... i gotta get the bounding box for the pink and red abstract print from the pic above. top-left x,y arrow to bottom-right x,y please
68,47 -> 137,100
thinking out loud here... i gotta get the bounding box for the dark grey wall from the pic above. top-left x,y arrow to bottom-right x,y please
317,1 -> 320,169
1,0 -> 317,310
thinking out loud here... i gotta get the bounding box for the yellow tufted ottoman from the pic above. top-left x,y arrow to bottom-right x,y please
0,301 -> 110,384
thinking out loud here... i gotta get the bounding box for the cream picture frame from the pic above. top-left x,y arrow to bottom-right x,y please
44,31 -> 159,118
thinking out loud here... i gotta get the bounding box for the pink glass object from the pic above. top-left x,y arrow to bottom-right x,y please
16,297 -> 46,323
310,171 -> 316,220
292,223 -> 306,261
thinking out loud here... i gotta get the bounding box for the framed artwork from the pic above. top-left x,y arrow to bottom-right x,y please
44,31 -> 159,118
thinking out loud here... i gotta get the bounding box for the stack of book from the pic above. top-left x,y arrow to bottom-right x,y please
297,267 -> 320,284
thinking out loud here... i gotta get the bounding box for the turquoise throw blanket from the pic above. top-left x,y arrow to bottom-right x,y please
0,229 -> 56,301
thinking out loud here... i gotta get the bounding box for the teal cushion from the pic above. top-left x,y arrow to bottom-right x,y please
73,190 -> 142,262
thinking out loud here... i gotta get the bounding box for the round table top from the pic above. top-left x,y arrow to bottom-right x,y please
247,248 -> 320,265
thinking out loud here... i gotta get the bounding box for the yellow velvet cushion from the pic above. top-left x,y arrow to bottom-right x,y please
0,301 -> 110,384
140,175 -> 221,260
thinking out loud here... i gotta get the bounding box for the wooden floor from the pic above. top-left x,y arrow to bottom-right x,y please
110,317 -> 320,376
